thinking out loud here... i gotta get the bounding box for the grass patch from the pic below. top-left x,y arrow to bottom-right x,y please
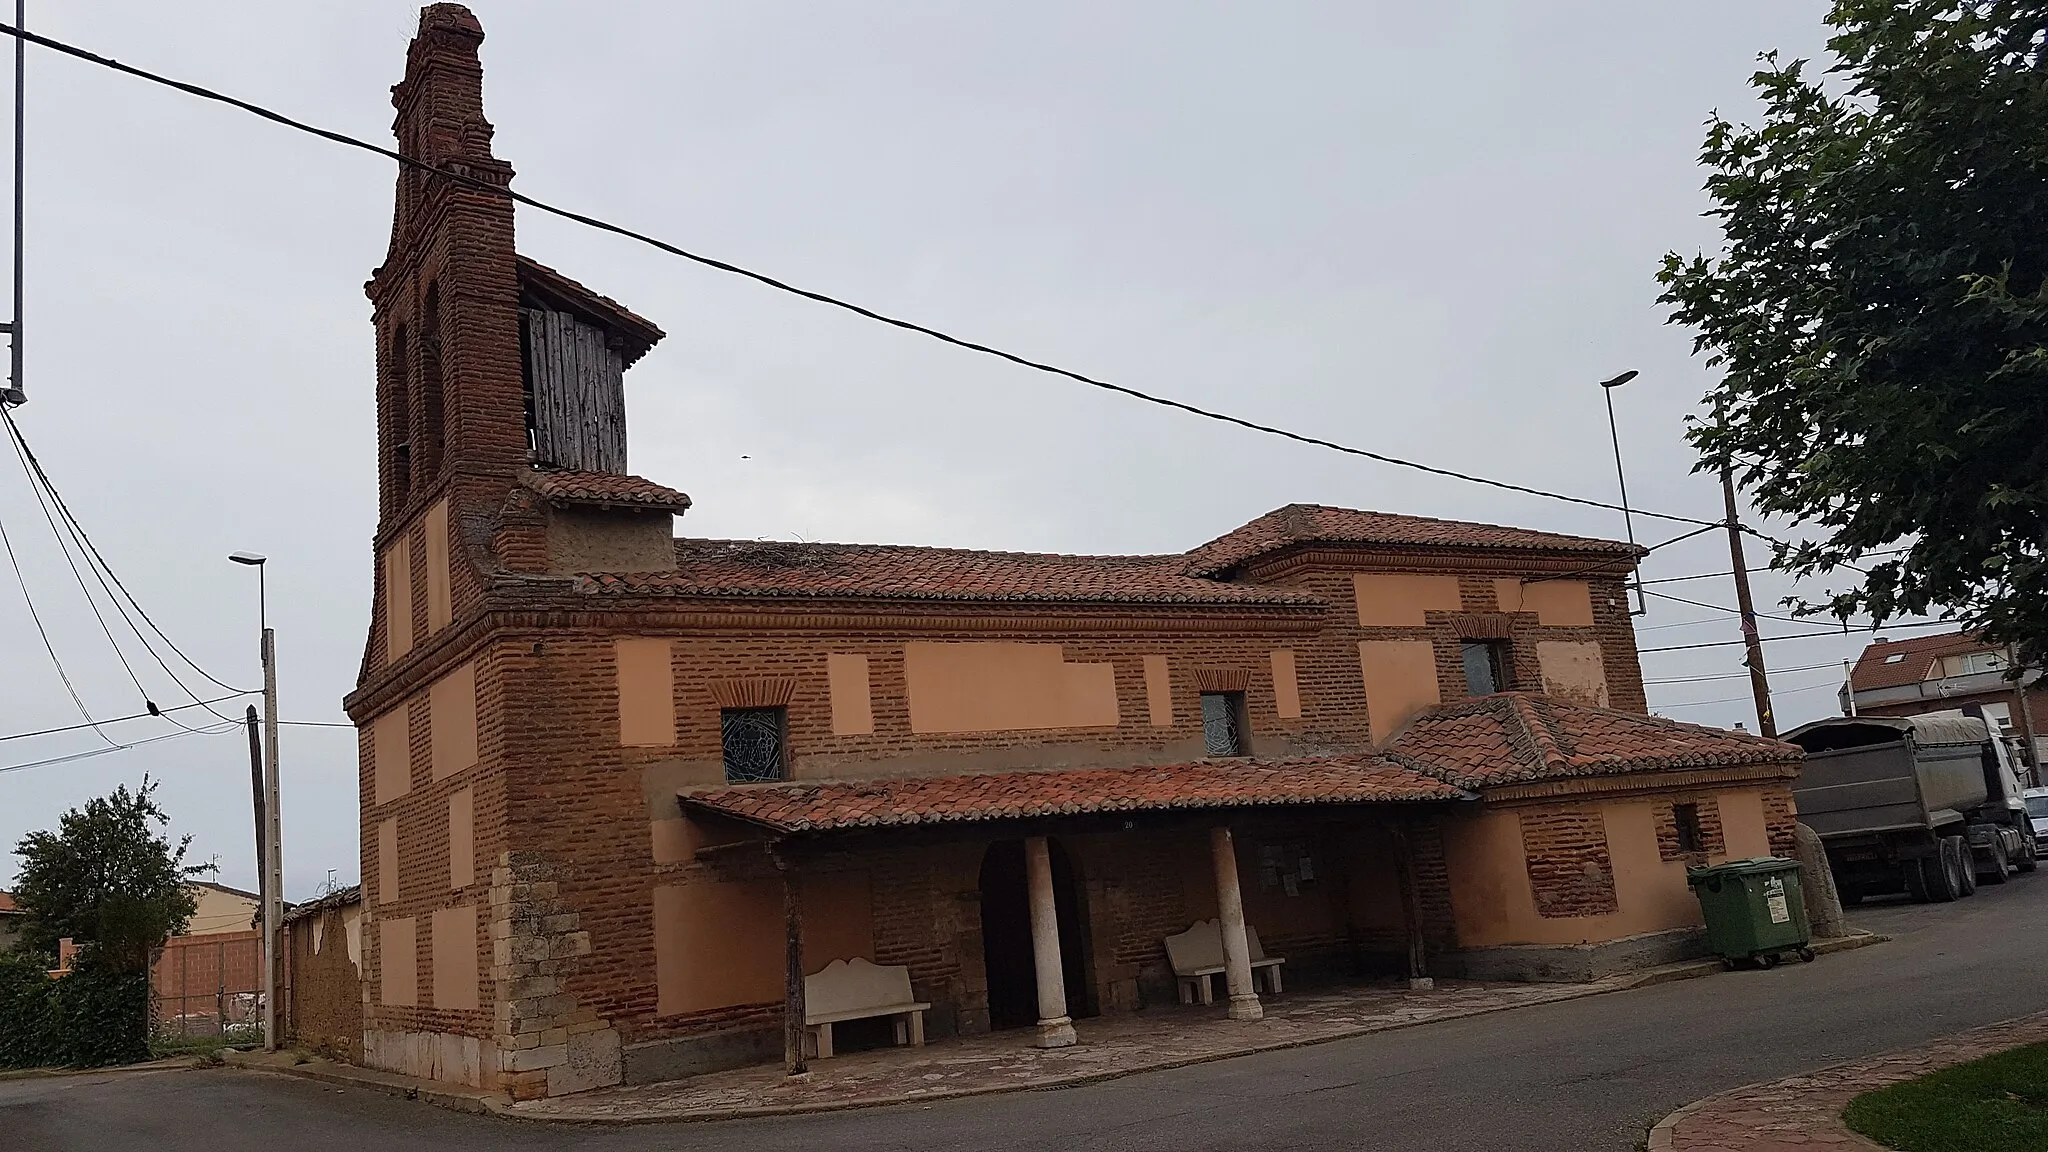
1843,1040 -> 2048,1151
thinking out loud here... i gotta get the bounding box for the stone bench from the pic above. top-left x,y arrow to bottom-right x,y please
803,958 -> 930,1059
1164,918 -> 1285,1005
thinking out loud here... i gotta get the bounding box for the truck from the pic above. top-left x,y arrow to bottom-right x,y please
1785,713 -> 2037,903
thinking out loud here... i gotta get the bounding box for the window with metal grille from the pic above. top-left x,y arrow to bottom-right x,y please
1673,802 -> 1704,854
721,707 -> 788,784
1461,641 -> 1511,696
1201,691 -> 1248,757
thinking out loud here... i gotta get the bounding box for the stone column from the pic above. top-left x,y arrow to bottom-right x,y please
1024,836 -> 1077,1048
1209,826 -> 1264,1021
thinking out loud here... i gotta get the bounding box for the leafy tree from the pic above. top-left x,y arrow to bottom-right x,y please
1658,1 -> 2048,663
11,778 -> 201,976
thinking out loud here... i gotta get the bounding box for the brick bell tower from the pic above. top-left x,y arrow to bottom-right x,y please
365,3 -> 526,536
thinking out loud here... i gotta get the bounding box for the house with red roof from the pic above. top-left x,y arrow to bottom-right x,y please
0,890 -> 22,953
346,6 -> 1804,1100
1846,631 -> 2045,770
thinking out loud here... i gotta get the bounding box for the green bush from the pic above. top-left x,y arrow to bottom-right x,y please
0,951 -> 149,1069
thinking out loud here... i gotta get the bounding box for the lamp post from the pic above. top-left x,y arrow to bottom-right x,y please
1599,370 -> 1645,615
230,550 -> 282,1052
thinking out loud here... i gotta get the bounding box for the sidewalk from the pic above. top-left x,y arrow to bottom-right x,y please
224,930 -> 1883,1125
1648,1008 -> 2048,1151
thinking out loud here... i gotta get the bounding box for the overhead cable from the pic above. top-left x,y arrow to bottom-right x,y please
0,21 -> 1783,540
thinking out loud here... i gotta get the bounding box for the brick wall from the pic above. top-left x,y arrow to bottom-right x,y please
1519,808 -> 1620,918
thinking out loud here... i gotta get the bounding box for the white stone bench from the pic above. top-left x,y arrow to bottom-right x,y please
1164,918 -> 1285,1005
803,957 -> 930,1059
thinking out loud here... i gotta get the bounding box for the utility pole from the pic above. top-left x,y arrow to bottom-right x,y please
1,0 -> 25,408
231,551 -> 282,1051
1722,464 -> 1775,738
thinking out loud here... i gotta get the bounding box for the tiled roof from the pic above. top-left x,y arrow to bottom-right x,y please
1849,630 -> 1985,692
522,469 -> 693,512
680,756 -> 1469,834
1385,693 -> 1800,789
585,540 -> 1327,607
0,890 -> 17,914
1183,504 -> 1642,577
516,256 -> 665,367
281,884 -> 361,927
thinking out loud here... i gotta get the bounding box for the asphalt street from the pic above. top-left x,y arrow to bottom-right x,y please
8,878 -> 2048,1152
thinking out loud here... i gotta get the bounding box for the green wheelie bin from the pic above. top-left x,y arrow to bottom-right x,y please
1685,856 -> 1815,969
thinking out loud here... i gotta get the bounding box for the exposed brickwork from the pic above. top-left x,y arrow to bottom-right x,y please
281,893 -> 364,1063
1760,784 -> 1798,859
1651,795 -> 1727,865
1519,809 -> 1619,918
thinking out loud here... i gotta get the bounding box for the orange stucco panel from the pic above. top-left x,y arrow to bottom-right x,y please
1143,655 -> 1173,727
1444,799 -> 1718,949
431,904 -> 479,1011
1496,578 -> 1596,626
424,498 -> 452,634
383,537 -> 413,662
1353,573 -> 1462,628
1537,640 -> 1610,707
372,706 -> 411,806
653,872 -> 876,1016
649,818 -> 695,865
376,818 -> 399,907
448,788 -> 474,890
1719,789 -> 1771,858
615,637 -> 675,747
1358,640 -> 1441,743
1270,650 -> 1301,719
903,642 -> 1119,734
826,653 -> 874,735
379,916 -> 416,1007
430,661 -> 479,779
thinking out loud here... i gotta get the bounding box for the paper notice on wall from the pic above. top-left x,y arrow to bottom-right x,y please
1767,893 -> 1791,924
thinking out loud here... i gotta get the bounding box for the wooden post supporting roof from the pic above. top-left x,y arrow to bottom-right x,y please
1389,820 -> 1432,989
772,843 -> 807,1076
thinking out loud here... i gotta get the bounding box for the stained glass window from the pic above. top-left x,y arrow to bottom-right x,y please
1201,691 -> 1246,757
721,707 -> 787,784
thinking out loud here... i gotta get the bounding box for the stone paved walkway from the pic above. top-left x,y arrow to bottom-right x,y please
506,977 -> 1622,1122
1651,1009 -> 2048,1151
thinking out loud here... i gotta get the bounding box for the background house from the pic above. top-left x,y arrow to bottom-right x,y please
184,881 -> 261,935
1845,631 -> 2044,777
0,891 -> 21,952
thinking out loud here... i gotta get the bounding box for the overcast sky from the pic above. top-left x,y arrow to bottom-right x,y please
2,1 -> 1926,900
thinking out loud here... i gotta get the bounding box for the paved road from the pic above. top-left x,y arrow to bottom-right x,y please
9,878 -> 2048,1152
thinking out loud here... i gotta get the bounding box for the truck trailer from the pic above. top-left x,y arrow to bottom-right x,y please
1785,713 -> 2036,903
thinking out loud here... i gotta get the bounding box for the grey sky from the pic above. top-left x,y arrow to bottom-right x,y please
4,1 -> 1908,900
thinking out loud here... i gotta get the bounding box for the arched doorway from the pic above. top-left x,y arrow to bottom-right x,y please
979,838 -> 1094,1029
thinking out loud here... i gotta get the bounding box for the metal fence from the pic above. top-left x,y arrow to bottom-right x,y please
148,931 -> 265,1044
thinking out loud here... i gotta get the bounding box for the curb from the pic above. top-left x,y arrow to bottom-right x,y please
219,1049 -> 498,1115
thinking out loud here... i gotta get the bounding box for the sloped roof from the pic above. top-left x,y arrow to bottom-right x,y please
1849,630 -> 1987,692
281,884 -> 361,928
1182,504 -> 1642,578
516,256 -> 665,367
584,539 -> 1328,607
1385,693 -> 1800,789
680,756 -> 1469,834
522,469 -> 693,512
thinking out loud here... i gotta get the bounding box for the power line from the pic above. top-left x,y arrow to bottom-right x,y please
0,20 -> 1770,540
1653,678 -> 1843,710
1642,587 -> 1836,627
1638,619 -> 1957,655
0,498 -> 113,745
0,692 -> 249,743
0,720 -> 239,775
1644,660 -> 1843,686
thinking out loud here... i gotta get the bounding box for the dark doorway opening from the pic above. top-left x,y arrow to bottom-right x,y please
978,838 -> 1094,1029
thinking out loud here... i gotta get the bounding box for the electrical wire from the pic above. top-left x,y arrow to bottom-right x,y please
0,501 -> 115,746
1652,679 -> 1843,710
0,692 -> 250,743
1638,618 -> 1958,655
1643,660 -> 1843,686
1643,586 -> 1840,627
0,719 -> 239,775
0,20 -> 1782,541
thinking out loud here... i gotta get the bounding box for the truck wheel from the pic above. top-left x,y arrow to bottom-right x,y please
1904,857 -> 1934,903
2019,836 -> 2039,875
1925,844 -> 1962,902
1982,837 -> 2011,885
1953,836 -> 1978,896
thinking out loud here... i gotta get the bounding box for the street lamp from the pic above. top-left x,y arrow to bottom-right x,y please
1599,370 -> 1646,615
229,550 -> 282,1053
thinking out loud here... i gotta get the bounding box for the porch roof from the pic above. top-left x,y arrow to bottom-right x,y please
679,756 -> 1470,835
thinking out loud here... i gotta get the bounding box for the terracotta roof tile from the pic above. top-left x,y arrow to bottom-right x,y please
522,470 -> 693,512
587,540 -> 1327,607
680,756 -> 1469,834
1386,693 -> 1799,789
1182,503 -> 1643,577
1849,630 -> 1987,692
